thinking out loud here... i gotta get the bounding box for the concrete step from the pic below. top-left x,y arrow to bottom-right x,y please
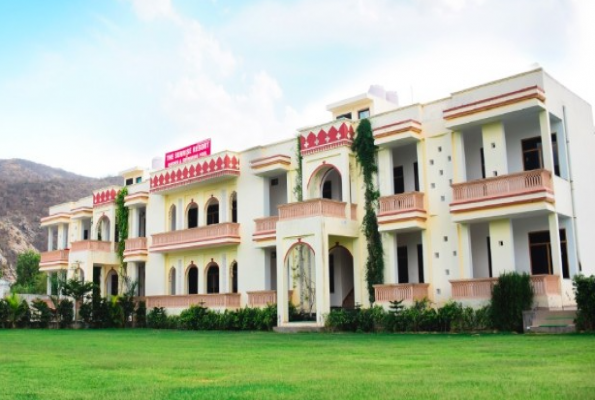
274,322 -> 323,333
527,325 -> 576,334
524,309 -> 577,334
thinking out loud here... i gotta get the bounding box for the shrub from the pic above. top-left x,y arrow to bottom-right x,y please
490,272 -> 533,332
437,301 -> 464,332
79,301 -> 93,325
57,299 -> 74,328
31,300 -> 53,328
135,301 -> 147,328
326,306 -> 385,332
147,307 -> 169,329
179,304 -> 210,330
0,299 -> 8,328
573,274 -> 595,331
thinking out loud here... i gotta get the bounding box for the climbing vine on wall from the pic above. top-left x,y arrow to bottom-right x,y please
352,118 -> 384,303
115,187 -> 129,272
293,136 -> 303,202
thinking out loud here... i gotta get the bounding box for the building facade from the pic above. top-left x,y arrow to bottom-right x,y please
39,68 -> 595,327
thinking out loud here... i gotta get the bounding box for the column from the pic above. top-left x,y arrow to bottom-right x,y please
220,189 -> 228,223
377,147 -> 393,197
48,227 -> 54,251
451,131 -> 467,183
458,223 -> 473,279
548,213 -> 564,277
481,121 -> 508,177
221,253 -> 228,293
130,207 -> 138,239
382,232 -> 397,284
539,110 -> 555,172
488,219 -> 515,276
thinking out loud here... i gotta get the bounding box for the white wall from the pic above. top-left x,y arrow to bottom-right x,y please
470,223 -> 490,278
512,216 -> 549,275
392,143 -> 419,192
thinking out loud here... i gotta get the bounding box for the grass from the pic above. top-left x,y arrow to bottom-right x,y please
0,330 -> 594,400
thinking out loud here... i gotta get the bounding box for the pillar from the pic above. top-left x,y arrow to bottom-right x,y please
458,223 -> 473,279
539,110 -> 555,172
451,131 -> 467,183
481,121 -> 508,177
548,213 -> 563,277
488,219 -> 515,276
377,147 -> 393,196
382,232 -> 397,284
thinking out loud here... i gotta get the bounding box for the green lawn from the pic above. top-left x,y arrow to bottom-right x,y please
0,330 -> 594,400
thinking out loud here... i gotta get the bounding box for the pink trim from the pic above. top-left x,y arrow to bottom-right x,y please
306,163 -> 342,190
300,122 -> 355,156
444,86 -> 544,113
283,241 -> 316,263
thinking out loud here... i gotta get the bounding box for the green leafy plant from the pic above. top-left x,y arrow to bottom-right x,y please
490,272 -> 533,332
12,250 -> 45,294
293,136 -> 303,202
573,274 -> 595,330
62,278 -> 94,321
352,118 -> 384,303
57,299 -> 74,328
147,307 -> 169,329
115,187 -> 129,267
135,301 -> 147,328
31,299 -> 53,328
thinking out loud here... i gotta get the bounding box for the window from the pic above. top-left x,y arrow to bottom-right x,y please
329,254 -> 335,294
417,244 -> 424,283
397,246 -> 409,284
187,265 -> 198,294
206,264 -> 219,294
271,178 -> 279,186
206,200 -> 219,225
125,178 -> 133,186
393,166 -> 405,194
413,162 -> 419,192
231,263 -> 238,293
231,197 -> 238,223
135,176 -> 142,183
480,148 -> 486,179
522,137 -> 543,171
529,230 -> 569,277
187,203 -> 198,228
169,267 -> 176,295
336,112 -> 352,120
487,236 -> 493,278
110,272 -> 118,296
358,108 -> 370,119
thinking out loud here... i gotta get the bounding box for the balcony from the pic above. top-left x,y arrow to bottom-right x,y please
247,290 -> 294,308
39,249 -> 70,271
373,119 -> 422,147
250,154 -> 292,177
450,275 -> 561,306
71,240 -> 114,252
151,223 -> 240,253
253,216 -> 279,243
143,293 -> 241,310
150,151 -> 240,194
374,283 -> 430,303
378,192 -> 426,231
279,199 -> 356,221
123,237 -> 148,261
450,169 -> 555,222
70,240 -> 118,265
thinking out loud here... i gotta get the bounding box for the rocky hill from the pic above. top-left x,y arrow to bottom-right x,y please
0,159 -> 122,282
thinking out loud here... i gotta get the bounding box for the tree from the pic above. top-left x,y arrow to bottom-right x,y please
62,278 -> 95,322
352,118 -> 384,303
13,250 -> 44,294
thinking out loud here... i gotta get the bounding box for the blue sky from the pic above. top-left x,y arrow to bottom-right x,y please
1,0 -> 593,177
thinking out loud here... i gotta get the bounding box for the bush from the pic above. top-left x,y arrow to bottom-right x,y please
135,301 -> 147,328
0,299 -> 8,329
326,306 -> 385,332
490,272 -> 533,332
573,274 -> 595,331
31,300 -> 53,328
147,307 -> 169,329
57,299 -> 74,328
79,301 -> 93,325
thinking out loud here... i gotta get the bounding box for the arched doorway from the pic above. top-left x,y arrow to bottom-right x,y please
285,243 -> 316,321
106,269 -> 118,296
187,264 -> 198,294
97,216 -> 111,241
206,263 -> 219,293
329,245 -> 354,309
169,267 -> 176,295
308,165 -> 343,201
187,202 -> 198,229
206,198 -> 219,225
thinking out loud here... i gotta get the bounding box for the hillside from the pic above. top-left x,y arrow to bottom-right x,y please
0,159 -> 123,281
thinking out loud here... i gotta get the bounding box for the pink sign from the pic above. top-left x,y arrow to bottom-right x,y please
165,139 -> 211,167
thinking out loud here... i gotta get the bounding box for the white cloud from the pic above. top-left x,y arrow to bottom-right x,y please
128,0 -> 175,21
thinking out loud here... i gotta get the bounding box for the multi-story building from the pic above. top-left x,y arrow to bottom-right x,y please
39,68 -> 595,327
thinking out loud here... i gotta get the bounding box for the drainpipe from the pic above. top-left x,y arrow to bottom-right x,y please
562,105 -> 581,276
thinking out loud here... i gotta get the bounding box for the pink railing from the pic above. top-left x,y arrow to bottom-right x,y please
247,290 -> 294,307
451,274 -> 561,299
124,237 -> 147,252
379,192 -> 425,215
374,283 -> 429,302
531,274 -> 561,296
254,216 -> 279,234
40,249 -> 70,264
143,294 -> 241,309
152,223 -> 240,247
279,199 -> 348,220
71,240 -> 113,252
452,169 -> 552,203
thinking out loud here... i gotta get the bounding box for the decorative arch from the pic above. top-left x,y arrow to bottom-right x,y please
230,191 -> 238,223
169,267 -> 176,295
186,263 -> 198,294
328,244 -> 355,309
307,163 -> 343,201
106,269 -> 119,296
168,204 -> 177,231
205,197 -> 220,225
285,241 -> 316,320
96,215 -> 111,241
205,262 -> 220,294
186,202 -> 199,229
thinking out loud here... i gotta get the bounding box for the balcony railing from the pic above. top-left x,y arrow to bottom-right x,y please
124,237 -> 148,252
40,249 -> 70,264
279,199 -> 352,220
254,216 -> 279,235
378,192 -> 425,215
374,283 -> 429,302
70,240 -> 114,252
151,222 -> 240,251
452,169 -> 552,204
451,274 -> 561,299
142,293 -> 241,309
247,290 -> 294,307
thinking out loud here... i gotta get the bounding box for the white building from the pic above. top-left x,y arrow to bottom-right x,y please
39,68 -> 595,327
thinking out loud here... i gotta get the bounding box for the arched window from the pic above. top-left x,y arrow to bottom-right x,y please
169,267 -> 176,295
231,262 -> 238,293
169,205 -> 177,231
206,263 -> 219,294
187,202 -> 198,229
106,269 -> 118,296
206,198 -> 219,225
187,265 -> 198,294
320,168 -> 342,201
231,192 -> 238,223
